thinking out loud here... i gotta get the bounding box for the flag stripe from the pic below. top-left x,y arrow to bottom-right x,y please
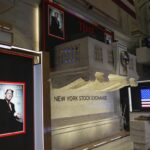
141,99 -> 150,101
142,105 -> 150,108
142,102 -> 150,104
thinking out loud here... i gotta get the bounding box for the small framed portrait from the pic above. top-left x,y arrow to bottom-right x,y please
0,81 -> 25,137
48,4 -> 65,40
104,30 -> 113,44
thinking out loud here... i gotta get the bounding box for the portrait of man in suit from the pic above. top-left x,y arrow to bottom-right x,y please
49,6 -> 64,39
0,89 -> 23,135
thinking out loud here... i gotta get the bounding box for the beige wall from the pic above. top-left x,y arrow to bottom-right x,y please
0,0 -> 39,50
56,0 -> 138,44
135,0 -> 150,35
86,0 -> 120,22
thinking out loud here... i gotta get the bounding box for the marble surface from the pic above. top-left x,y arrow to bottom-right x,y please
72,133 -> 133,150
134,142 -> 150,150
130,120 -> 150,150
93,136 -> 133,150
52,117 -> 121,150
130,120 -> 150,143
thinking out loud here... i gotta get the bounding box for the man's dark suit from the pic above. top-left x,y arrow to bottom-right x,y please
0,99 -> 23,134
50,16 -> 63,37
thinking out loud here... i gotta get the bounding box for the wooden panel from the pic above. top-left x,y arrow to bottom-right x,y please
42,52 -> 51,150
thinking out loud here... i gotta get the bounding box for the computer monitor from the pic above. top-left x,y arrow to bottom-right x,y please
140,88 -> 150,108
129,81 -> 150,112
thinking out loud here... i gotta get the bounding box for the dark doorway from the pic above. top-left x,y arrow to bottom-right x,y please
120,87 -> 130,131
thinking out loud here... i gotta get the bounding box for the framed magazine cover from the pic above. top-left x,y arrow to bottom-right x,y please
0,81 -> 26,137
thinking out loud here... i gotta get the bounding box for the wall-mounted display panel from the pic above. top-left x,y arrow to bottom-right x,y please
130,81 -> 150,112
0,49 -> 34,150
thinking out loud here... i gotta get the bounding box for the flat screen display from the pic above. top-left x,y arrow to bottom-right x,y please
140,88 -> 150,108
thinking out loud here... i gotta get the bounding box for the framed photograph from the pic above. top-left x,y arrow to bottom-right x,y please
48,4 -> 65,40
0,81 -> 25,137
104,29 -> 114,44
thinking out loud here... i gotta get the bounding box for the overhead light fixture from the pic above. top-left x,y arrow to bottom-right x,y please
34,6 -> 39,51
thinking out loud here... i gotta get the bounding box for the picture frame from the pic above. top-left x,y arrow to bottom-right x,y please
48,4 -> 65,40
0,81 -> 26,137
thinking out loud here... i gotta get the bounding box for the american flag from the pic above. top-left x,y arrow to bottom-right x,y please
141,89 -> 150,108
